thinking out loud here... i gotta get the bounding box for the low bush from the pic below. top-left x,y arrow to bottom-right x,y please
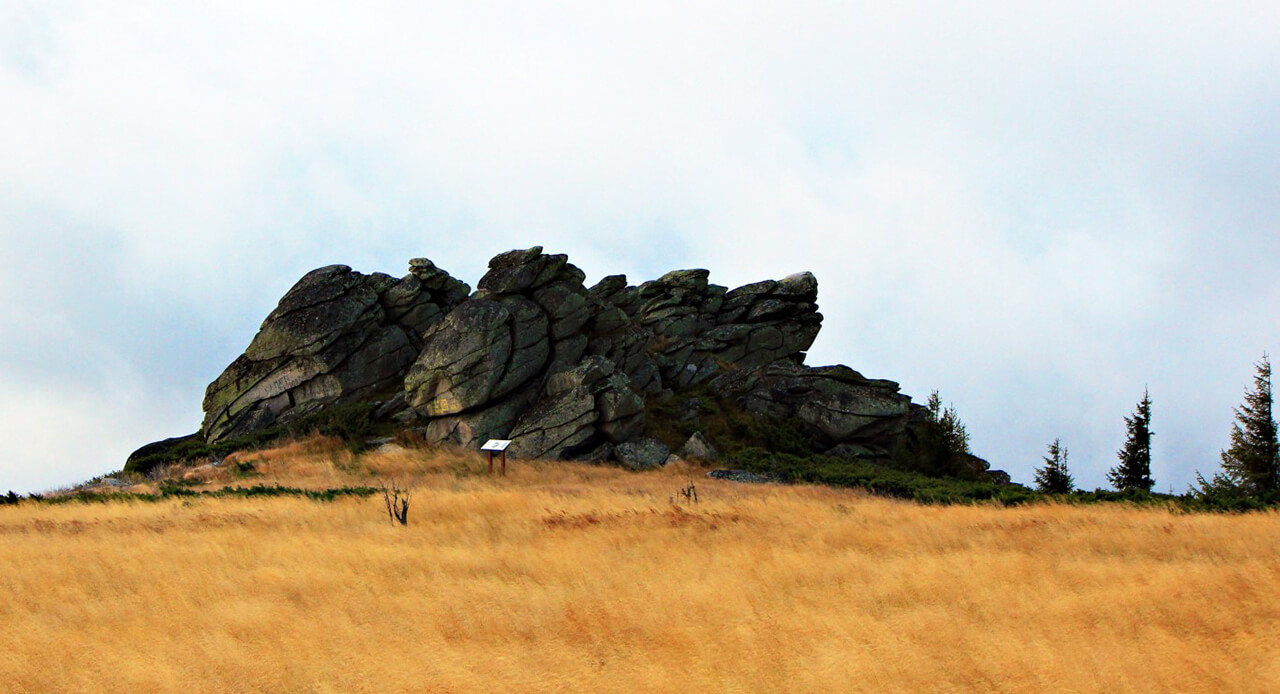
34,484 -> 380,505
729,447 -> 1038,505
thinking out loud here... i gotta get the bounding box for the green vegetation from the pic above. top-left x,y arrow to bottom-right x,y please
1034,439 -> 1075,494
643,387 -> 812,458
645,387 -> 1032,505
31,484 -> 380,506
730,448 -> 1038,505
892,391 -> 988,480
1109,388 -> 1155,492
1192,354 -> 1280,510
1215,354 -> 1279,495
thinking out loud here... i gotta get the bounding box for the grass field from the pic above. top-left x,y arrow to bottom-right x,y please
3,437 -> 1278,692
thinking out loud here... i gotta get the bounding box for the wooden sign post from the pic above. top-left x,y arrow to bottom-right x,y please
481,440 -> 512,476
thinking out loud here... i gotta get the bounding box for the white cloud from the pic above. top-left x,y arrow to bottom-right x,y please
2,1 -> 1279,491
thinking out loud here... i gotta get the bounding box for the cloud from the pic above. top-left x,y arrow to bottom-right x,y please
2,1 -> 1279,492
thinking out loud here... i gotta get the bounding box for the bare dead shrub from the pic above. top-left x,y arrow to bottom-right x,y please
379,479 -> 412,526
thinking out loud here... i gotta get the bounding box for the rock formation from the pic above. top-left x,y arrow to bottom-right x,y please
163,246 -> 983,475
202,260 -> 468,442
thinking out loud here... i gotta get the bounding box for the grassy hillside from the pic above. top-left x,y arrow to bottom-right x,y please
3,438 -> 1278,692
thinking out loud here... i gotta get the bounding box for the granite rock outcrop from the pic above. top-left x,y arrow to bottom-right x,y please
186,246 -> 950,472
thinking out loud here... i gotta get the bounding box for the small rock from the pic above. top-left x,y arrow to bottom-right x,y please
679,432 -> 719,462
615,437 -> 670,470
707,469 -> 778,484
574,442 -> 615,463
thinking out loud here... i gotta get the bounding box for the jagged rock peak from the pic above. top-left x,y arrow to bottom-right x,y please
187,246 -> 928,473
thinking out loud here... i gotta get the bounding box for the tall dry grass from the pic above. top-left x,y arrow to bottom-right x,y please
2,439 -> 1278,692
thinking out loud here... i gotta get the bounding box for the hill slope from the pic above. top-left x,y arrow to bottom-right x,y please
6,439 -> 1279,692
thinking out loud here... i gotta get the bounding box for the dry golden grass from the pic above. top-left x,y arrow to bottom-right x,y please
3,438 -> 1278,692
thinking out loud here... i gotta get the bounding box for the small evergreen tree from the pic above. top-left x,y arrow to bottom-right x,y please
898,390 -> 978,479
1034,438 -> 1075,494
1108,388 -> 1154,492
1217,354 -> 1279,496
927,390 -> 971,459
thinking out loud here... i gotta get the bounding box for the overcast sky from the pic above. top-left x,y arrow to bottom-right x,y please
3,1 -> 1278,494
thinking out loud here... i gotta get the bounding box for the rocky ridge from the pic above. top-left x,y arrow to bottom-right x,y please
137,247 -> 994,478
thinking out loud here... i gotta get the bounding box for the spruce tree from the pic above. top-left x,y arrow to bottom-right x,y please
927,390 -> 971,459
1034,438 -> 1075,494
1108,388 -> 1154,492
900,391 -> 975,478
1219,354 -> 1279,495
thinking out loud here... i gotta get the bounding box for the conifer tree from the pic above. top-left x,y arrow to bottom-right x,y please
927,390 -> 971,459
1033,438 -> 1075,494
1218,354 -> 1279,496
899,391 -> 976,478
1108,388 -> 1154,492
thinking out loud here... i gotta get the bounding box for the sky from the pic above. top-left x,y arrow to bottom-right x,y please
2,1 -> 1278,494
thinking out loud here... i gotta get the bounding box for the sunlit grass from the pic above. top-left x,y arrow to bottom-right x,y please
3,437 -> 1278,692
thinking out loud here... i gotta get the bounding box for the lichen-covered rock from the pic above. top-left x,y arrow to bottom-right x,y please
544,355 -> 614,398
423,381 -> 540,448
710,361 -> 912,457
507,386 -> 597,459
679,432 -> 719,462
595,374 -> 646,443
186,246 -> 935,474
615,437 -> 670,470
405,299 -> 513,416
202,262 -> 468,442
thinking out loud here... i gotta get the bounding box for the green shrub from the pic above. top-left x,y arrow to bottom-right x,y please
644,387 -> 813,456
729,447 -> 1037,506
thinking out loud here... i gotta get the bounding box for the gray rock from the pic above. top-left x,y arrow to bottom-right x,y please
774,271 -> 818,300
535,284 -> 590,339
707,469 -> 778,484
546,334 -> 590,377
574,441 -> 615,463
191,247 -> 939,477
615,437 -> 670,470
492,296 -> 550,397
655,268 -> 710,293
596,379 -> 646,443
508,386 -> 598,459
476,246 -> 547,294
663,454 -> 684,466
424,380 -> 540,448
405,299 -> 512,416
711,360 -> 913,452
723,279 -> 777,301
545,355 -> 615,398
679,432 -> 719,461
202,261 -> 465,443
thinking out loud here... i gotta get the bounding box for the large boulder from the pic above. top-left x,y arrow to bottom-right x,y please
710,361 -> 912,458
202,263 -> 468,442
506,356 -> 648,458
615,437 -> 670,470
404,299 -> 513,416
507,386 -> 598,459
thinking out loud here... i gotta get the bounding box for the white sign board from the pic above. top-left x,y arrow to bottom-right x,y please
481,439 -> 512,452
